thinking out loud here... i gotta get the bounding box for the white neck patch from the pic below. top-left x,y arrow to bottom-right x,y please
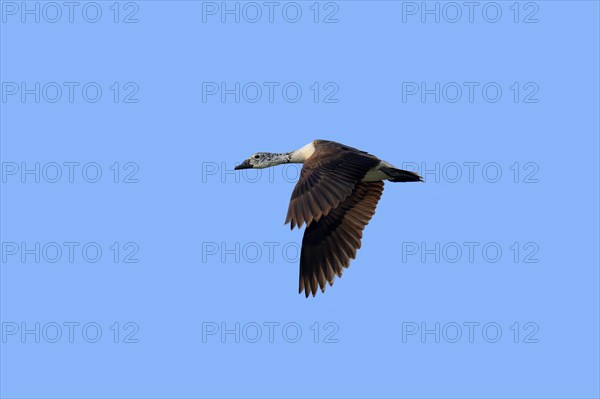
290,141 -> 316,163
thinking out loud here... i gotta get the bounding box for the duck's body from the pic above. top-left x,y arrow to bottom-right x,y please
235,139 -> 422,297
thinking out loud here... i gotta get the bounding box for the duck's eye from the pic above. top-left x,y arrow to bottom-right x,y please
254,155 -> 260,159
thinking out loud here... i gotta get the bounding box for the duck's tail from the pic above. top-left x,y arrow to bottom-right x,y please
380,167 -> 423,183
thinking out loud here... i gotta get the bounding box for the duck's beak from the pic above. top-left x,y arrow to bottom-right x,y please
234,159 -> 252,170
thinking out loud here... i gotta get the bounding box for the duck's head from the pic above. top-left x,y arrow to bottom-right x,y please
235,152 -> 289,170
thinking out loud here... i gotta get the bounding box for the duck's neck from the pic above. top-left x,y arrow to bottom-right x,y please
266,142 -> 316,167
267,152 -> 293,166
288,141 -> 316,163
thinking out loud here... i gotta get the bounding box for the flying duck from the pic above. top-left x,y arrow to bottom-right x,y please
235,140 -> 422,297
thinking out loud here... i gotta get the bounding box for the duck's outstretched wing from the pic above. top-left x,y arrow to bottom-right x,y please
285,141 -> 380,229
298,181 -> 384,297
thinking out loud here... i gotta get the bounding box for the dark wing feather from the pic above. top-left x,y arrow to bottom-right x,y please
299,181 -> 384,297
285,142 -> 380,229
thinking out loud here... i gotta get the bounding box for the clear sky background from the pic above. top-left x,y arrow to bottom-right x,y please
1,1 -> 599,398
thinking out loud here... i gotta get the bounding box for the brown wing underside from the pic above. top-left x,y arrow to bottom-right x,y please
299,181 -> 384,297
285,143 -> 380,229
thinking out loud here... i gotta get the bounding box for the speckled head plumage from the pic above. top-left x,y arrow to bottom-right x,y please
234,152 -> 292,170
